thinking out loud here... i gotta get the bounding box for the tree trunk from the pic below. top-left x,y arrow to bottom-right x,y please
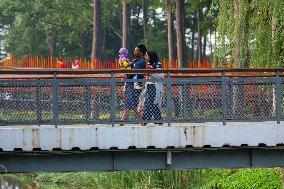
234,0 -> 241,67
191,14 -> 195,62
210,29 -> 213,55
142,0 -> 149,46
197,8 -> 202,63
271,0 -> 277,66
243,6 -> 250,67
214,29 -> 217,57
47,39 -> 54,58
181,1 -> 187,67
81,31 -> 89,58
32,22 -> 37,55
191,30 -> 195,62
203,34 -> 207,62
91,0 -> 101,61
101,28 -> 106,60
176,0 -> 186,68
122,0 -> 128,48
272,7 -> 276,51
167,0 -> 174,68
241,0 -> 251,68
46,32 -> 57,59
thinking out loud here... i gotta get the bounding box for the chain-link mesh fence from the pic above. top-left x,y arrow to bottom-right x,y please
0,75 -> 283,125
171,82 -> 222,121
226,80 -> 275,120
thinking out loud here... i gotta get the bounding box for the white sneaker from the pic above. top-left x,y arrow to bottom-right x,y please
134,83 -> 142,90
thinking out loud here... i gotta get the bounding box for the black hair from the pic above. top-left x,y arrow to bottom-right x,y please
147,50 -> 160,65
136,44 -> 147,55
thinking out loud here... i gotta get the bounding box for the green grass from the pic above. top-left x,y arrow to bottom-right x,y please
34,168 -> 282,189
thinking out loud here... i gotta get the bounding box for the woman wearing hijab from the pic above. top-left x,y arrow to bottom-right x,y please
141,50 -> 164,126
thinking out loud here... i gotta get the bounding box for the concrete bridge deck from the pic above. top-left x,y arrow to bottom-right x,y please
1,122 -> 284,173
1,122 -> 284,151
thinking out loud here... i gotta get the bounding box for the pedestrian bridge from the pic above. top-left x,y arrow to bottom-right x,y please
1,68 -> 284,173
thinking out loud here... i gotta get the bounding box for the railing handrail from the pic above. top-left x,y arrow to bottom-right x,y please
0,68 -> 284,79
0,68 -> 284,74
1,67 -> 284,74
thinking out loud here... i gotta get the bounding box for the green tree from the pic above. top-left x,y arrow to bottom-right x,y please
214,0 -> 284,68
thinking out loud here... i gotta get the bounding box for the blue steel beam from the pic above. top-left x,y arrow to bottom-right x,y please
1,148 -> 284,173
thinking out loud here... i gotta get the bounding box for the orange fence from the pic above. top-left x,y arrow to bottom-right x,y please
0,56 -> 212,69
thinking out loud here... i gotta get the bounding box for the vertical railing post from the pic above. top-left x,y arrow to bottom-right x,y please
275,69 -> 281,124
110,71 -> 116,126
166,71 -> 172,126
16,85 -> 19,113
85,85 -> 92,124
52,71 -> 59,126
0,82 -> 3,126
221,71 -> 227,125
36,79 -> 42,125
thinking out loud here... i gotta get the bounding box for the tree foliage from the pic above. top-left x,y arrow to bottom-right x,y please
0,0 -> 215,64
214,0 -> 284,68
0,0 -> 93,58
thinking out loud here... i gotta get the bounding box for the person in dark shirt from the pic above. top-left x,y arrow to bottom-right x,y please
120,44 -> 147,125
141,50 -> 164,126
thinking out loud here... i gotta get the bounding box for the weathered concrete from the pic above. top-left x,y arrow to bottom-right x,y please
0,122 -> 284,151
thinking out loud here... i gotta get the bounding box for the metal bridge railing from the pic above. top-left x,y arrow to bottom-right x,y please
0,68 -> 283,126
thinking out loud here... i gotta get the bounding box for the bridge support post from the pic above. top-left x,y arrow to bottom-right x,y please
167,150 -> 172,165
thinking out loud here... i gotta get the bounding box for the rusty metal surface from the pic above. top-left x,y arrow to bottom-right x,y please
1,122 -> 284,151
